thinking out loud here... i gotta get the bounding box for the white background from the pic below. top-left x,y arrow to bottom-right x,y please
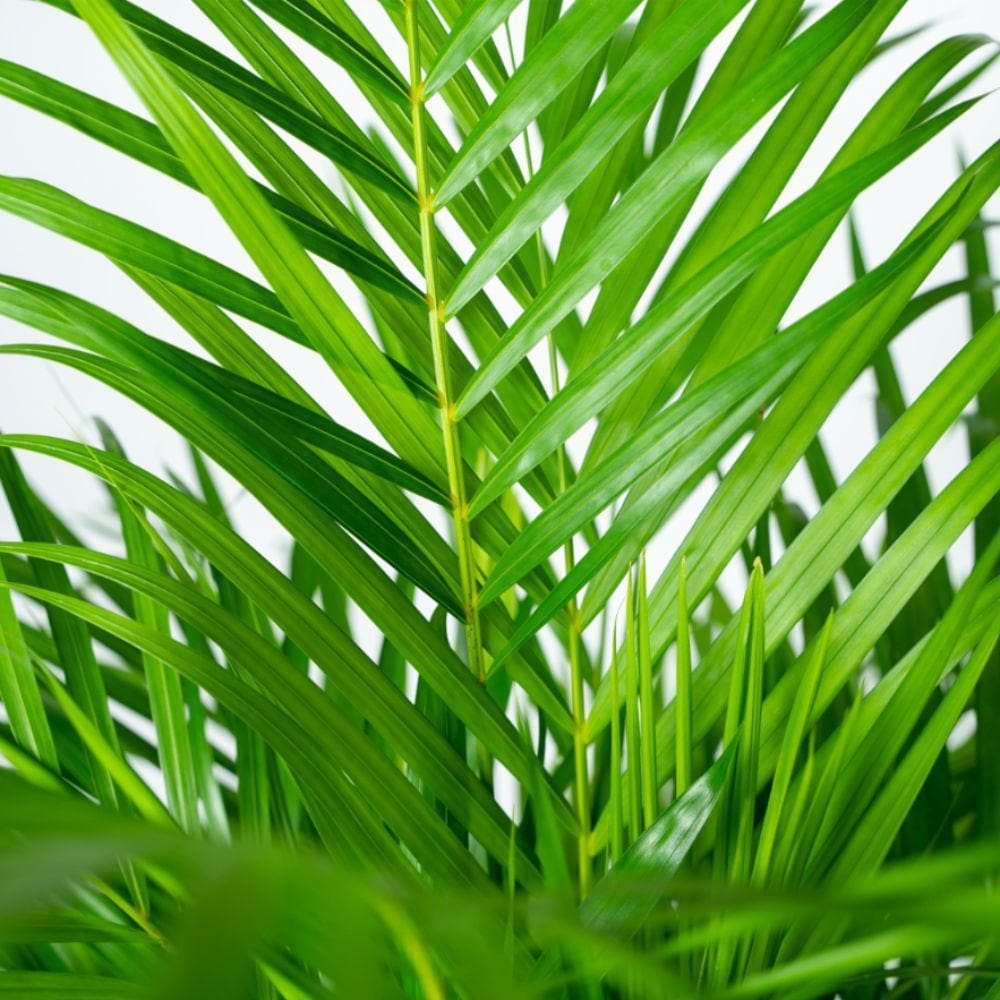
1,0 -> 998,638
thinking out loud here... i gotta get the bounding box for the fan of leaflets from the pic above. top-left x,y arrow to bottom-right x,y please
0,0 -> 998,996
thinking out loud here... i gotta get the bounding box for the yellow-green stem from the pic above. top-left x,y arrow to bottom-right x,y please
637,554 -> 657,828
675,556 -> 693,797
374,896 -> 445,1000
91,877 -> 166,948
569,616 -> 590,897
624,570 -> 643,845
546,296 -> 590,900
609,633 -> 624,865
405,0 -> 485,682
522,79 -> 591,896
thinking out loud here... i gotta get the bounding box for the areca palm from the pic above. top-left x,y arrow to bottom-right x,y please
0,0 -> 998,995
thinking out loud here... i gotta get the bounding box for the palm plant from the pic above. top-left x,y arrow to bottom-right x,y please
0,0 -> 998,995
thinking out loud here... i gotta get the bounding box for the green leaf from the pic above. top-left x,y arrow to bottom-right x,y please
584,143 -> 1000,707
591,373 -> 1000,849
0,909 -> 144,945
67,0 -> 448,487
586,30 -> 989,469
450,0 -> 873,385
0,973 -> 142,997
39,0 -> 412,202
624,568 -> 643,845
476,291 -> 835,605
0,436 -> 565,837
0,176 -> 296,343
636,556 -> 658,831
447,0 -> 749,306
464,100 -> 974,492
423,0 -> 521,97
2,564 -> 492,882
246,0 -> 409,107
3,0 -> 1000,986
732,562 -> 765,887
0,60 -> 420,301
476,215 -> 947,662
435,0 -> 645,206
0,275 -> 445,503
674,558 -> 693,798
810,530 -> 1000,879
0,557 -> 58,771
836,610 -> 1000,880
97,424 -> 201,835
149,857 -> 281,1000
0,338 -> 458,612
0,449 -> 120,809
35,661 -> 173,829
583,746 -> 735,931
752,615 -> 830,885
678,34 -> 992,403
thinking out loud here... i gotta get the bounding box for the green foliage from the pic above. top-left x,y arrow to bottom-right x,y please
0,0 -> 997,996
